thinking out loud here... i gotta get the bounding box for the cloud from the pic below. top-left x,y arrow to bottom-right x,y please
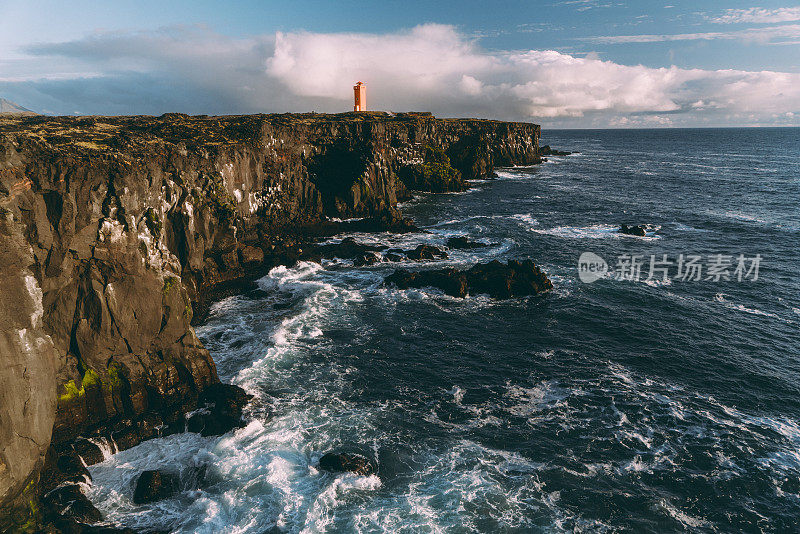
2,24 -> 799,127
553,0 -> 614,12
584,23 -> 800,44
710,7 -> 800,24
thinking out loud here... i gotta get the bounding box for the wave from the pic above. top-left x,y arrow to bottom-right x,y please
510,213 -> 539,227
522,222 -> 661,240
672,222 -> 712,233
494,170 -> 536,181
713,293 -> 780,319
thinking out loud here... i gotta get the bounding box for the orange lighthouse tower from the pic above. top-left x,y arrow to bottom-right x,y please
353,81 -> 366,112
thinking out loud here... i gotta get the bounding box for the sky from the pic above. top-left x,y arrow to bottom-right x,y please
1,0 -> 799,127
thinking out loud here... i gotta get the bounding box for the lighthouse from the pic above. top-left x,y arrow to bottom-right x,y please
353,82 -> 366,112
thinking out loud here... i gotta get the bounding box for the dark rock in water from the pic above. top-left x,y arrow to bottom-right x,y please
186,383 -> 253,437
42,484 -> 102,523
318,453 -> 377,476
186,412 -> 215,436
354,214 -> 420,234
41,480 -> 140,532
39,446 -> 93,497
619,224 -> 647,237
446,236 -> 489,249
384,252 -> 405,262
71,439 -> 106,467
384,259 -> 552,299
539,145 -> 572,156
466,259 -> 552,299
385,268 -> 469,298
133,470 -> 179,504
353,251 -> 382,266
54,452 -> 92,488
314,213 -> 420,235
405,244 -> 448,261
316,237 -> 386,261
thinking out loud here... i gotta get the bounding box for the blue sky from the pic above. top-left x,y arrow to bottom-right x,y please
1,0 -> 799,126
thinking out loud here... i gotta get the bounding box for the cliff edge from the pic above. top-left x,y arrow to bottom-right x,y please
0,111 -> 539,530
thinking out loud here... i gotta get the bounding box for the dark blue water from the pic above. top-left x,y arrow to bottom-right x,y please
88,128 -> 800,532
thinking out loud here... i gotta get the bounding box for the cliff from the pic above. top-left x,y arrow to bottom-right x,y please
0,111 -> 539,530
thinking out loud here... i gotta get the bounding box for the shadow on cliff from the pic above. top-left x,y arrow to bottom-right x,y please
307,139 -> 370,216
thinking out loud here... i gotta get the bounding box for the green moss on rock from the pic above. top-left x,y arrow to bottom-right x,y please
162,276 -> 178,299
106,362 -> 124,394
58,380 -> 83,403
58,368 -> 102,403
144,207 -> 162,239
400,145 -> 464,193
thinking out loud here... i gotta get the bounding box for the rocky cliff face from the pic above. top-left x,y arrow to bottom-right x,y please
0,111 -> 539,529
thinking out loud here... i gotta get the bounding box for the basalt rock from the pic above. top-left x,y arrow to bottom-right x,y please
539,145 -> 572,156
0,112 -> 540,529
315,237 -> 386,261
318,453 -> 377,476
39,447 -> 92,497
385,268 -> 470,298
446,236 -> 490,249
353,251 -> 383,266
39,481 -> 136,534
385,259 -> 553,299
405,244 -> 448,261
132,470 -> 179,504
467,259 -> 553,299
186,383 -> 253,437
619,224 -> 647,237
41,484 -> 102,524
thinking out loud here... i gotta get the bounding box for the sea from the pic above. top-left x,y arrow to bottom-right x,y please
85,128 -> 800,533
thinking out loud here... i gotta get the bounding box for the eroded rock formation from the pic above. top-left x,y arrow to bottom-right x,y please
384,259 -> 554,298
0,111 -> 539,530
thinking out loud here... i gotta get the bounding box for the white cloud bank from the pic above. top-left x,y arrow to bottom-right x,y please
3,24 -> 799,127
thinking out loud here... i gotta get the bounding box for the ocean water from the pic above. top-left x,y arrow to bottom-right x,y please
86,128 -> 800,533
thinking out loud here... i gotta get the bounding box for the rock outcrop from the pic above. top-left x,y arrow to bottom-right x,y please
185,383 -> 253,437
446,236 -> 490,249
318,453 -> 377,476
538,145 -> 572,157
619,224 -> 649,237
132,470 -> 178,505
385,259 -> 553,298
0,111 -> 540,530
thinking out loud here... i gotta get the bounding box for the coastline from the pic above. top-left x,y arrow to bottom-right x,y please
0,112 -> 541,531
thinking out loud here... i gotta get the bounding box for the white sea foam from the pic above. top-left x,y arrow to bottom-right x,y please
494,170 -> 533,181
673,222 -> 712,233
523,222 -> 661,240
659,499 -> 711,529
510,213 -> 538,227
713,293 -> 780,319
88,437 -> 118,461
504,380 -> 572,417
